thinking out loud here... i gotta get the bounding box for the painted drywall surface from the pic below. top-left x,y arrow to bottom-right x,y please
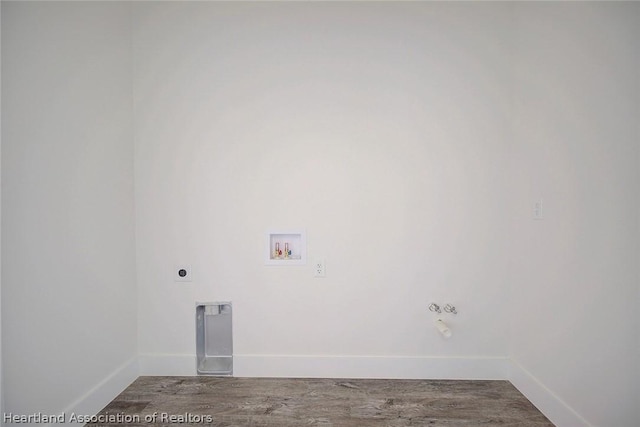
0,1 -> 635,425
509,3 -> 640,426
0,2 -> 3,417
134,2 -> 513,368
1,1 -> 136,417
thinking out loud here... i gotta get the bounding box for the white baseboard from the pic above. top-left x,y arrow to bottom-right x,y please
233,354 -> 509,379
60,356 -> 138,424
138,353 -> 197,376
137,353 -> 508,379
508,359 -> 592,427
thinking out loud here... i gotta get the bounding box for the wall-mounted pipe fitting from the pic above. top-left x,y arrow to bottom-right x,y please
444,304 -> 457,315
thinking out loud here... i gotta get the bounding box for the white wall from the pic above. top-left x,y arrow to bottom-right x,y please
508,3 -> 640,427
0,2 -> 3,419
1,1 -> 137,420
1,2 -> 638,427
133,1 -> 513,377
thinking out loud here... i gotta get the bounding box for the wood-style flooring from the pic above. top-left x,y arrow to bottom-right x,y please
89,377 -> 555,427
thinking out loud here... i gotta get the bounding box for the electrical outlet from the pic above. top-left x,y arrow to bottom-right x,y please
313,258 -> 326,278
175,265 -> 192,282
533,199 -> 543,220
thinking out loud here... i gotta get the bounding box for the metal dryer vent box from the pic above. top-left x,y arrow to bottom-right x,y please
196,302 -> 233,376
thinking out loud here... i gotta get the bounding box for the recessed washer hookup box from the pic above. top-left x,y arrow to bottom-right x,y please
196,302 -> 233,376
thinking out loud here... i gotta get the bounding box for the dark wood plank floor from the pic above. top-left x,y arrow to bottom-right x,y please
89,377 -> 555,426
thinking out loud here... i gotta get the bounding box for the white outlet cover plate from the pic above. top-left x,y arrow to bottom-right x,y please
533,199 -> 543,220
313,258 -> 326,277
